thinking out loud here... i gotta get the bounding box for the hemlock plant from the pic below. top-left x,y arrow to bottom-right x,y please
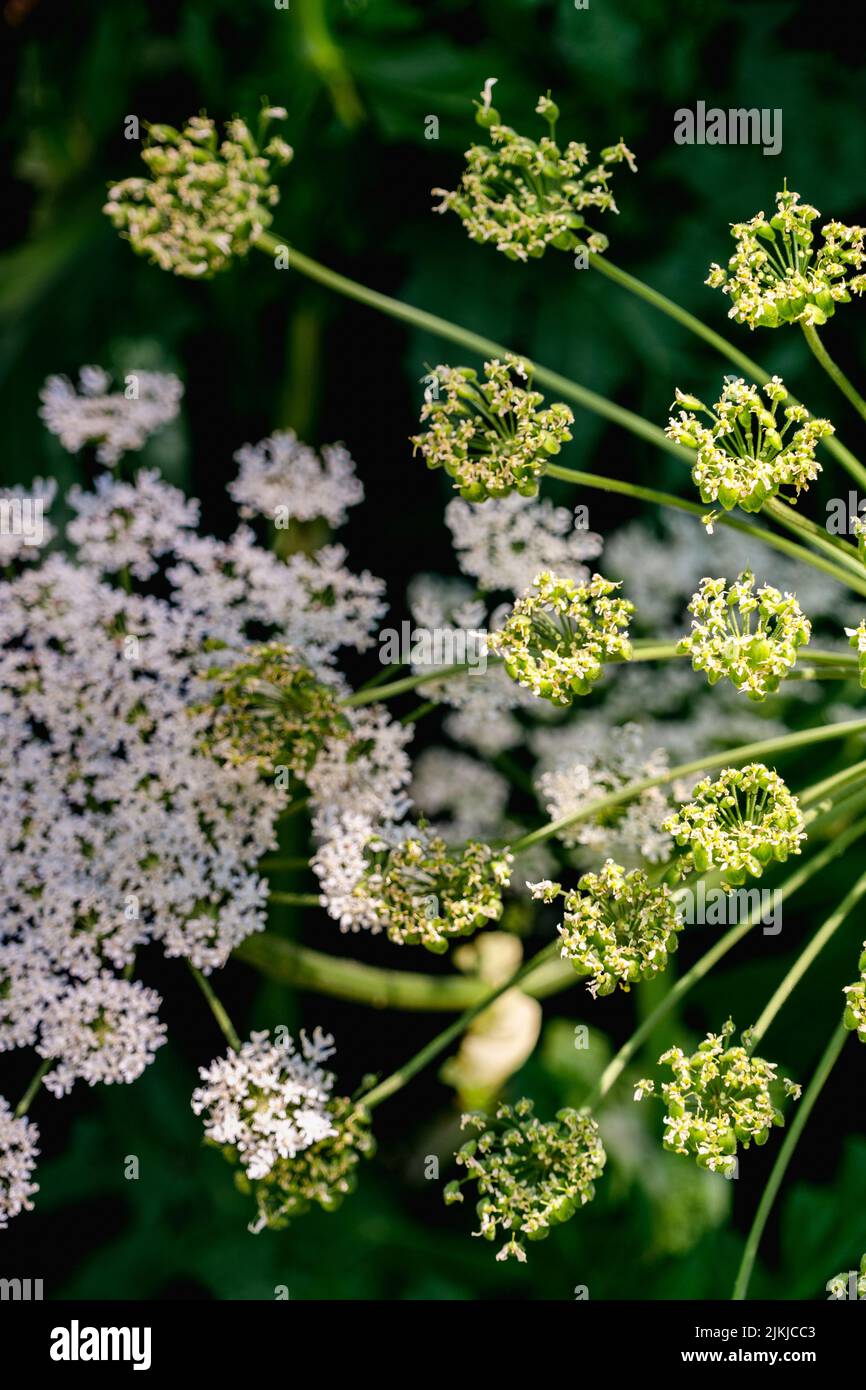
3,83 -> 866,1305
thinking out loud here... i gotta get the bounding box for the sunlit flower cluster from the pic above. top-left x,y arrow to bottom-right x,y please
664,763 -> 805,887
432,84 -> 636,262
827,1254 -> 866,1300
229,430 -> 363,528
667,377 -> 831,517
39,365 -> 183,466
445,1097 -> 606,1262
706,187 -> 866,329
842,943 -> 866,1043
412,355 -> 573,501
104,108 -> 293,278
0,1099 -> 39,1230
635,1019 -> 801,1177
191,1028 -> 373,1233
531,861 -> 683,997
492,570 -> 633,704
36,975 -> 166,1098
677,571 -> 811,700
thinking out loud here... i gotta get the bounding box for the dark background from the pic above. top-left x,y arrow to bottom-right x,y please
2,0 -> 866,1300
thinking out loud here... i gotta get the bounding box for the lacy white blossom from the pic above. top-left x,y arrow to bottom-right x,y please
66,469 -> 200,579
191,1028 -> 374,1232
307,705 -> 414,825
445,493 -> 602,594
0,478 -> 56,564
37,975 -> 167,1097
411,747 -> 509,842
39,366 -> 183,466
0,1098 -> 39,1229
0,943 -> 64,1052
230,430 -> 363,527
533,720 -> 673,864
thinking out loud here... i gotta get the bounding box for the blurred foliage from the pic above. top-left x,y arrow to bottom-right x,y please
2,0 -> 866,1299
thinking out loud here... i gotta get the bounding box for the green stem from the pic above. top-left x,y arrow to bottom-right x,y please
749,867 -> 866,1050
268,891 -> 322,907
358,940 -> 561,1110
802,323 -> 866,441
188,963 -> 242,1051
764,497 -> 863,576
509,716 -> 866,853
235,933 -> 572,1010
732,1020 -> 849,1301
581,814 -> 866,1111
547,464 -> 866,598
590,252 -> 866,487
253,235 -> 682,458
14,1059 -> 53,1118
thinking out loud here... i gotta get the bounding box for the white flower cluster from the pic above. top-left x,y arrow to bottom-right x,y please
532,719 -> 674,864
191,1028 -> 337,1181
67,469 -> 200,580
36,976 -> 167,1098
229,430 -> 364,527
445,493 -> 602,595
0,1098 -> 39,1230
39,365 -> 183,466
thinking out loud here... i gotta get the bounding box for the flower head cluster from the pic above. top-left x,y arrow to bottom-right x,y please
678,572 -> 811,700
706,187 -> 866,329
67,469 -> 200,580
39,366 -> 183,466
444,1098 -> 606,1262
827,1254 -> 866,1300
357,832 -> 513,952
635,1020 -> 800,1177
0,478 -> 56,565
36,975 -> 166,1098
842,943 -> 866,1043
432,84 -> 636,262
0,1099 -> 39,1230
845,619 -> 866,688
667,378 -> 831,516
200,641 -> 348,778
229,430 -> 363,528
445,492 -> 602,594
492,570 -> 633,704
412,355 -> 573,501
664,764 -> 805,887
105,108 -> 293,278
532,720 -> 675,864
531,860 -> 683,998
191,1028 -> 374,1233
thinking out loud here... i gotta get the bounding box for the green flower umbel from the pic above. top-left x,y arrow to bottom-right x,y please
827,1254 -> 866,1300
412,355 -> 573,501
842,943 -> 866,1043
199,642 -> 348,777
678,571 -> 811,700
706,187 -> 866,329
105,107 -> 293,278
635,1019 -> 801,1177
444,1098 -> 606,1262
432,82 -> 636,262
530,862 -> 683,997
492,570 -> 633,705
845,619 -> 866,688
664,763 -> 805,888
667,377 -> 832,518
